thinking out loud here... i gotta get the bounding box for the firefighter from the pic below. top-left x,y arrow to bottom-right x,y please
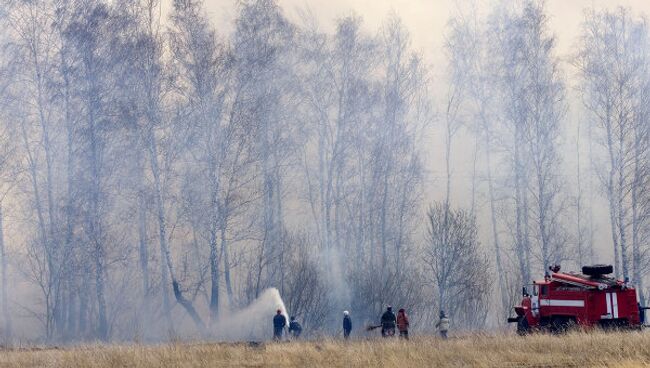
436,311 -> 449,339
343,311 -> 352,339
381,306 -> 397,337
396,308 -> 410,340
273,309 -> 287,341
288,316 -> 303,339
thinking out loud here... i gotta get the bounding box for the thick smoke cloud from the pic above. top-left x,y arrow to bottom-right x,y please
215,288 -> 287,341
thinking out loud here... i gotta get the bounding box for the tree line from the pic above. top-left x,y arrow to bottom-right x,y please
0,0 -> 647,342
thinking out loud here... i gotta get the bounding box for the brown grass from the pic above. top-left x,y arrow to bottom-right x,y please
1,331 -> 650,367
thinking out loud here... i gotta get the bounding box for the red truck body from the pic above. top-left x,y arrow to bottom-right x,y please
508,266 -> 643,333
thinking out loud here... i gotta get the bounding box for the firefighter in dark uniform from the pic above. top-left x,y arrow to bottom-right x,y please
273,309 -> 287,341
381,306 -> 396,337
343,311 -> 352,339
288,316 -> 303,339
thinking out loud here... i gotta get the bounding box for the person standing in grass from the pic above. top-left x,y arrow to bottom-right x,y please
288,316 -> 303,339
273,309 -> 287,341
343,311 -> 352,339
396,308 -> 410,340
436,311 -> 449,339
381,306 -> 397,337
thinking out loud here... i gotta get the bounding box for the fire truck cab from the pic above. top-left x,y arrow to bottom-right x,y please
508,265 -> 645,333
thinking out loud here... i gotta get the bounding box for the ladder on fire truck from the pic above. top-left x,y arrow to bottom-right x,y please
550,272 -> 610,290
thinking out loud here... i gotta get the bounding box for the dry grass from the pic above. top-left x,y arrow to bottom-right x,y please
1,331 -> 650,367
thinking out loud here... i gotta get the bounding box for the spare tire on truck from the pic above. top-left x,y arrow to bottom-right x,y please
582,264 -> 613,276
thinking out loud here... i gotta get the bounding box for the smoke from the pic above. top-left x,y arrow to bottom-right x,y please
321,247 -> 351,310
214,288 -> 287,341
319,247 -> 353,332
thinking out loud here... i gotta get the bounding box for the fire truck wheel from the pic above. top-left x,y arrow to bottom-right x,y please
516,317 -> 530,335
582,264 -> 614,276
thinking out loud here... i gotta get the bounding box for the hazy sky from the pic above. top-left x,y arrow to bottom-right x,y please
195,0 -> 650,67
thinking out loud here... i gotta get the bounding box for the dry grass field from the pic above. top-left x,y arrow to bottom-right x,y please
1,331 -> 650,367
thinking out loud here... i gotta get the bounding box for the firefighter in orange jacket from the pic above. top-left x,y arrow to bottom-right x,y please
396,308 -> 410,339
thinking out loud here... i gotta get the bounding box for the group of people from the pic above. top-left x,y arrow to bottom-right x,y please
379,306 -> 410,338
376,306 -> 449,339
273,310 -> 303,341
273,306 -> 450,341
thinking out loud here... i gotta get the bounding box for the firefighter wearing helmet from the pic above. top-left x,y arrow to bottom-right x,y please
343,311 -> 352,339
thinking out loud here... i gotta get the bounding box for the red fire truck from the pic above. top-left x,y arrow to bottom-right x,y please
507,265 -> 647,333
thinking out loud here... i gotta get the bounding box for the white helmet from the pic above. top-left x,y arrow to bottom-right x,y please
343,310 -> 349,316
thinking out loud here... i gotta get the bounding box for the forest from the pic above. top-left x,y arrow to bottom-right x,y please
0,0 -> 648,342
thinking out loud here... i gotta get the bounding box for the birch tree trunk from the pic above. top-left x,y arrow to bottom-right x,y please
0,203 -> 11,340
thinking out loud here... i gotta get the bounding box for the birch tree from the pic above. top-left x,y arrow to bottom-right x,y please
575,8 -> 650,286
519,2 -> 567,272
232,0 -> 296,299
